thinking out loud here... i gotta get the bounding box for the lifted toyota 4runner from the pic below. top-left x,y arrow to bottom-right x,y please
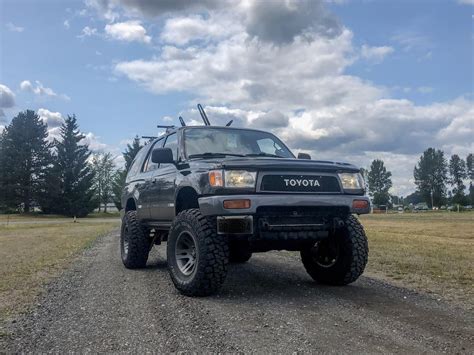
120,110 -> 370,296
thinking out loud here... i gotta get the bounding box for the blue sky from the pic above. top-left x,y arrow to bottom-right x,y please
0,0 -> 473,195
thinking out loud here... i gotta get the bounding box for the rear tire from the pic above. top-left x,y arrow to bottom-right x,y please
229,241 -> 252,263
167,209 -> 229,296
300,215 -> 368,285
120,210 -> 150,269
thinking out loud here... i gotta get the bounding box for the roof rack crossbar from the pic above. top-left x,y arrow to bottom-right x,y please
197,104 -> 211,126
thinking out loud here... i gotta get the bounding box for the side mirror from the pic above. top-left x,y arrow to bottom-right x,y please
151,148 -> 174,164
297,152 -> 311,160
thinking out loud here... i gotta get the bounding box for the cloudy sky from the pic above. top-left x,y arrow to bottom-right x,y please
0,0 -> 472,196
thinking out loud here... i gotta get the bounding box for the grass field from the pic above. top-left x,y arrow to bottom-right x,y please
0,218 -> 119,323
361,212 -> 473,307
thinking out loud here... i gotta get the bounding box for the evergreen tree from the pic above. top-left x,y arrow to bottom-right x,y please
91,152 -> 115,212
367,159 -> 392,206
448,154 -> 467,205
413,148 -> 448,208
124,135 -> 142,171
40,115 -> 96,217
0,110 -> 51,212
466,153 -> 474,205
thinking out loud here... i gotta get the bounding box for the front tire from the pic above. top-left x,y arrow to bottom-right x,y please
301,215 -> 368,285
120,210 -> 150,269
167,209 -> 229,296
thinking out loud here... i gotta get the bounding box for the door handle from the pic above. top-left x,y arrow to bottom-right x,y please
152,178 -> 157,184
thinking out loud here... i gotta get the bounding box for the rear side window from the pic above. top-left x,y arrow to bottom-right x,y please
127,146 -> 149,179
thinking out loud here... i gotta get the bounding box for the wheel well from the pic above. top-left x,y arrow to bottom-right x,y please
125,198 -> 137,212
175,187 -> 199,215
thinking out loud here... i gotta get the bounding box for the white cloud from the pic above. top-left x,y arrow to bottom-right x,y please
417,86 -> 434,94
105,21 -> 151,43
105,1 -> 472,196
78,26 -> 98,38
457,0 -> 474,4
360,44 -> 394,63
37,108 -> 64,128
81,132 -> 108,151
161,15 -> 240,45
0,84 -> 16,109
6,22 -> 24,32
63,20 -> 70,29
20,80 -> 70,101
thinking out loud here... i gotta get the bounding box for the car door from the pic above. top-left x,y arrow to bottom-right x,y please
149,133 -> 178,222
125,146 -> 152,220
139,138 -> 165,219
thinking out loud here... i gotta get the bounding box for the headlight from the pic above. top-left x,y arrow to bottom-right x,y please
338,173 -> 364,190
208,170 -> 257,188
225,170 -> 257,188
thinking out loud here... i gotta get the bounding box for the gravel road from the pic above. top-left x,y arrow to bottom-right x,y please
2,231 -> 472,353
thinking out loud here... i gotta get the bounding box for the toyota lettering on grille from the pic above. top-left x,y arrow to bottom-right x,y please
284,178 -> 320,187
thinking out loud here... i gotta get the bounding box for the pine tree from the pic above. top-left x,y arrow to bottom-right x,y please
467,153 -> 474,205
124,135 -> 142,171
43,115 -> 97,217
449,154 -> 467,205
0,110 -> 51,212
413,148 -> 448,208
367,159 -> 392,206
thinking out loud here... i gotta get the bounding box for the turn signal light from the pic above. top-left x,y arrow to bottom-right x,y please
352,199 -> 369,209
223,199 -> 251,209
209,170 -> 223,187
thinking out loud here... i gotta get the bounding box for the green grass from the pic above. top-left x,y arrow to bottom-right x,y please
0,219 -> 119,322
360,212 -> 473,307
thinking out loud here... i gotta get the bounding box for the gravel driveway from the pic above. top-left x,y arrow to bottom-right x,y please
2,231 -> 472,353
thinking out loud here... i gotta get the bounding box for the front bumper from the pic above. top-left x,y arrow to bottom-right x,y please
198,194 -> 370,216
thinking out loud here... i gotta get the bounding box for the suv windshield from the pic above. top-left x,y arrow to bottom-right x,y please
184,128 -> 294,159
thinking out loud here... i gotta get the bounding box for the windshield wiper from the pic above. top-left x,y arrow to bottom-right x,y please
245,152 -> 283,158
188,152 -> 245,159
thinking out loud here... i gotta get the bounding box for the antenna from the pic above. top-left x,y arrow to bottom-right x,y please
142,135 -> 157,140
197,104 -> 211,126
157,125 -> 175,130
225,120 -> 233,127
179,116 -> 186,127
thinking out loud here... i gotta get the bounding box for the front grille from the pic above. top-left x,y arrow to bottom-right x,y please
260,174 -> 341,193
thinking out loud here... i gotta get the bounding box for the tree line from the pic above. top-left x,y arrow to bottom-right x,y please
0,110 -> 142,216
364,149 -> 474,208
0,110 -> 472,214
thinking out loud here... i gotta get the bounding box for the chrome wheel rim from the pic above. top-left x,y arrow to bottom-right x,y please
175,231 -> 197,276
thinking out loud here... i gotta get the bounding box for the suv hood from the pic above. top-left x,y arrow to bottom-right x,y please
215,157 -> 360,173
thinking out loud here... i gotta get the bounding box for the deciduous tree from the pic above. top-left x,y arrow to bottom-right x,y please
413,148 -> 448,208
367,159 -> 392,206
449,154 -> 467,205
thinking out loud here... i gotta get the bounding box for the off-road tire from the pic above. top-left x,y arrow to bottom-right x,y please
229,241 -> 252,263
300,215 -> 368,285
120,210 -> 150,269
167,209 -> 229,296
